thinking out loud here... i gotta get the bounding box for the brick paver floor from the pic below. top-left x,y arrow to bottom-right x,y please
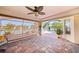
0,33 -> 79,53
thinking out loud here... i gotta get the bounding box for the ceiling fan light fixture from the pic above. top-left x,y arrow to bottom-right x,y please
25,6 -> 45,16
34,12 -> 38,16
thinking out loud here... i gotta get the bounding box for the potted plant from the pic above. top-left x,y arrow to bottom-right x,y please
52,21 -> 63,38
56,29 -> 63,38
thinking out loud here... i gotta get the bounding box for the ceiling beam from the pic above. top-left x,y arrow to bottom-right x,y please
42,13 -> 79,22
0,14 -> 40,22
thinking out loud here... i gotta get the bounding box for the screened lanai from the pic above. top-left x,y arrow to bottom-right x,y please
0,6 -> 79,53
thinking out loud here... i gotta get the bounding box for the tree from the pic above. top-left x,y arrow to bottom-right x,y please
42,22 -> 52,31
52,22 -> 63,35
42,20 -> 63,35
4,23 -> 15,34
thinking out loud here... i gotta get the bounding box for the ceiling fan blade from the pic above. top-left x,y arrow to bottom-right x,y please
38,12 -> 45,15
25,6 -> 34,11
37,6 -> 43,12
27,12 -> 35,15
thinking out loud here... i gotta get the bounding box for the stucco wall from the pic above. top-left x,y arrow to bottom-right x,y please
59,15 -> 79,44
74,15 -> 79,44
64,16 -> 75,43
58,16 -> 75,43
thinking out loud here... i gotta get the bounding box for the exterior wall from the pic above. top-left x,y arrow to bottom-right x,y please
74,15 -> 79,44
58,15 -> 79,44
64,16 -> 75,43
58,16 -> 75,43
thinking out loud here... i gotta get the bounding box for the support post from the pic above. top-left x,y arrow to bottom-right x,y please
38,22 -> 42,36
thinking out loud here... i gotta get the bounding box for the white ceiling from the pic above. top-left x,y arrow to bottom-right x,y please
0,6 -> 79,21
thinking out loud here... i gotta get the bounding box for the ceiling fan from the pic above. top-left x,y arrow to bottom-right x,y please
25,6 -> 45,16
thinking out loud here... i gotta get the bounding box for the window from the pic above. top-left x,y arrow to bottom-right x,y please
64,19 -> 71,34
